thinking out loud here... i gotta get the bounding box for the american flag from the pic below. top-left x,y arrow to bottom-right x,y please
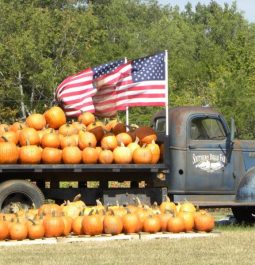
55,59 -> 124,117
56,52 -> 166,117
93,52 -> 166,116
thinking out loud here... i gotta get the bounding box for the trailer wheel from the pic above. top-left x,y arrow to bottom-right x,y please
0,180 -> 45,213
232,207 -> 255,224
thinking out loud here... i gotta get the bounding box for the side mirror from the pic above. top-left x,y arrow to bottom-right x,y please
230,118 -> 236,142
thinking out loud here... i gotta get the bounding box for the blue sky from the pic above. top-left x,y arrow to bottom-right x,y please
158,0 -> 255,22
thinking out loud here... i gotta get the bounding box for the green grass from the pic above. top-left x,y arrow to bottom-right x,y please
1,225 -> 255,265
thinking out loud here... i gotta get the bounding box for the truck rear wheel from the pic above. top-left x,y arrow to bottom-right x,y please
0,180 -> 45,213
232,207 -> 255,223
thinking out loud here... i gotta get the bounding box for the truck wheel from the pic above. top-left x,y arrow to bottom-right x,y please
232,207 -> 255,223
0,180 -> 45,213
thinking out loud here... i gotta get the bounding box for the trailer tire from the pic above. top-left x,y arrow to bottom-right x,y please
232,207 -> 255,224
0,180 -> 45,213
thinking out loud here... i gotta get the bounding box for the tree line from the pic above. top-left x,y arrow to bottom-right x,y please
0,0 -> 255,138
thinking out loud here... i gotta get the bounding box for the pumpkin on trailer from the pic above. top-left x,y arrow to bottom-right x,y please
0,138 -> 19,164
44,106 -> 66,129
41,130 -> 60,148
26,113 -> 46,130
19,145 -> 42,164
98,149 -> 114,164
78,112 -> 95,126
60,135 -> 78,149
58,123 -> 78,136
113,143 -> 132,164
132,145 -> 152,164
135,126 -> 157,144
0,130 -> 19,145
116,132 -> 133,146
82,146 -> 99,164
62,146 -> 82,164
78,130 -> 97,150
147,140 -> 160,164
19,127 -> 40,146
101,133 -> 118,151
41,147 -> 62,164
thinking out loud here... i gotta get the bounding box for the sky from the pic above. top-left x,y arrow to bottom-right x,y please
157,0 -> 255,22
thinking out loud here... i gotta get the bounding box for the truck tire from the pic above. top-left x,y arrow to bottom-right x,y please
0,180 -> 45,213
232,207 -> 255,224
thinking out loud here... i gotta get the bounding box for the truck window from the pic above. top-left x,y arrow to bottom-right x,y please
154,117 -> 165,133
190,117 -> 226,140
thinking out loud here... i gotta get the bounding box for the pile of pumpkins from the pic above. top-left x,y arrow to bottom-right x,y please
0,196 -> 215,241
0,106 -> 162,165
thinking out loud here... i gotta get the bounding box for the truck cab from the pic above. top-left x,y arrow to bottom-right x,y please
152,106 -> 255,222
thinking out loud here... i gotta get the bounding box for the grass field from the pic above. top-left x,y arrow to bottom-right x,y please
1,226 -> 255,265
0,210 -> 254,265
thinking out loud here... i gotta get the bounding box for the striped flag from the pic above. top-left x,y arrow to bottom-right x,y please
93,52 -> 166,116
55,59 -> 124,117
56,52 -> 166,117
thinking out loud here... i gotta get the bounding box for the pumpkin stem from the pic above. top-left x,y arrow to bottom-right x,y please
96,199 -> 103,206
73,193 -> 82,202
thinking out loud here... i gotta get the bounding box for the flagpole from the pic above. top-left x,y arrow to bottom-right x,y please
124,57 -> 129,129
165,50 -> 169,136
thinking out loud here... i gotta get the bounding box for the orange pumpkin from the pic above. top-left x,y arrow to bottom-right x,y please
44,106 -> 66,129
132,145 -> 152,164
113,144 -> 132,164
143,215 -> 161,233
82,212 -> 104,236
62,146 -> 82,164
167,216 -> 185,233
27,219 -> 45,239
41,131 -> 60,148
147,140 -> 160,164
98,149 -> 114,164
103,213 -> 123,235
26,113 -> 46,130
0,139 -> 19,164
41,147 -> 62,164
0,219 -> 9,240
9,219 -> 28,240
101,133 -> 118,151
116,133 -> 133,146
78,112 -> 95,126
43,213 -> 64,237
122,211 -> 140,234
194,210 -> 215,232
19,145 -> 42,164
159,195 -> 177,214
177,211 -> 195,232
19,127 -> 40,146
78,130 -> 97,150
58,123 -> 78,136
82,147 -> 98,164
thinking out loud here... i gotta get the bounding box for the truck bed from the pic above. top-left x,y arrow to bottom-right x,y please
0,163 -> 168,181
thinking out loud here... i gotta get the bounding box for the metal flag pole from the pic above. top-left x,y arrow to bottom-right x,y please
124,57 -> 129,129
165,50 -> 169,136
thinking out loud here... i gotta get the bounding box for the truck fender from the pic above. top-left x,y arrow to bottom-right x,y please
236,168 -> 255,202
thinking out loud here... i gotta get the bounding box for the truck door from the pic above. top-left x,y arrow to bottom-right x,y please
186,115 -> 235,192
